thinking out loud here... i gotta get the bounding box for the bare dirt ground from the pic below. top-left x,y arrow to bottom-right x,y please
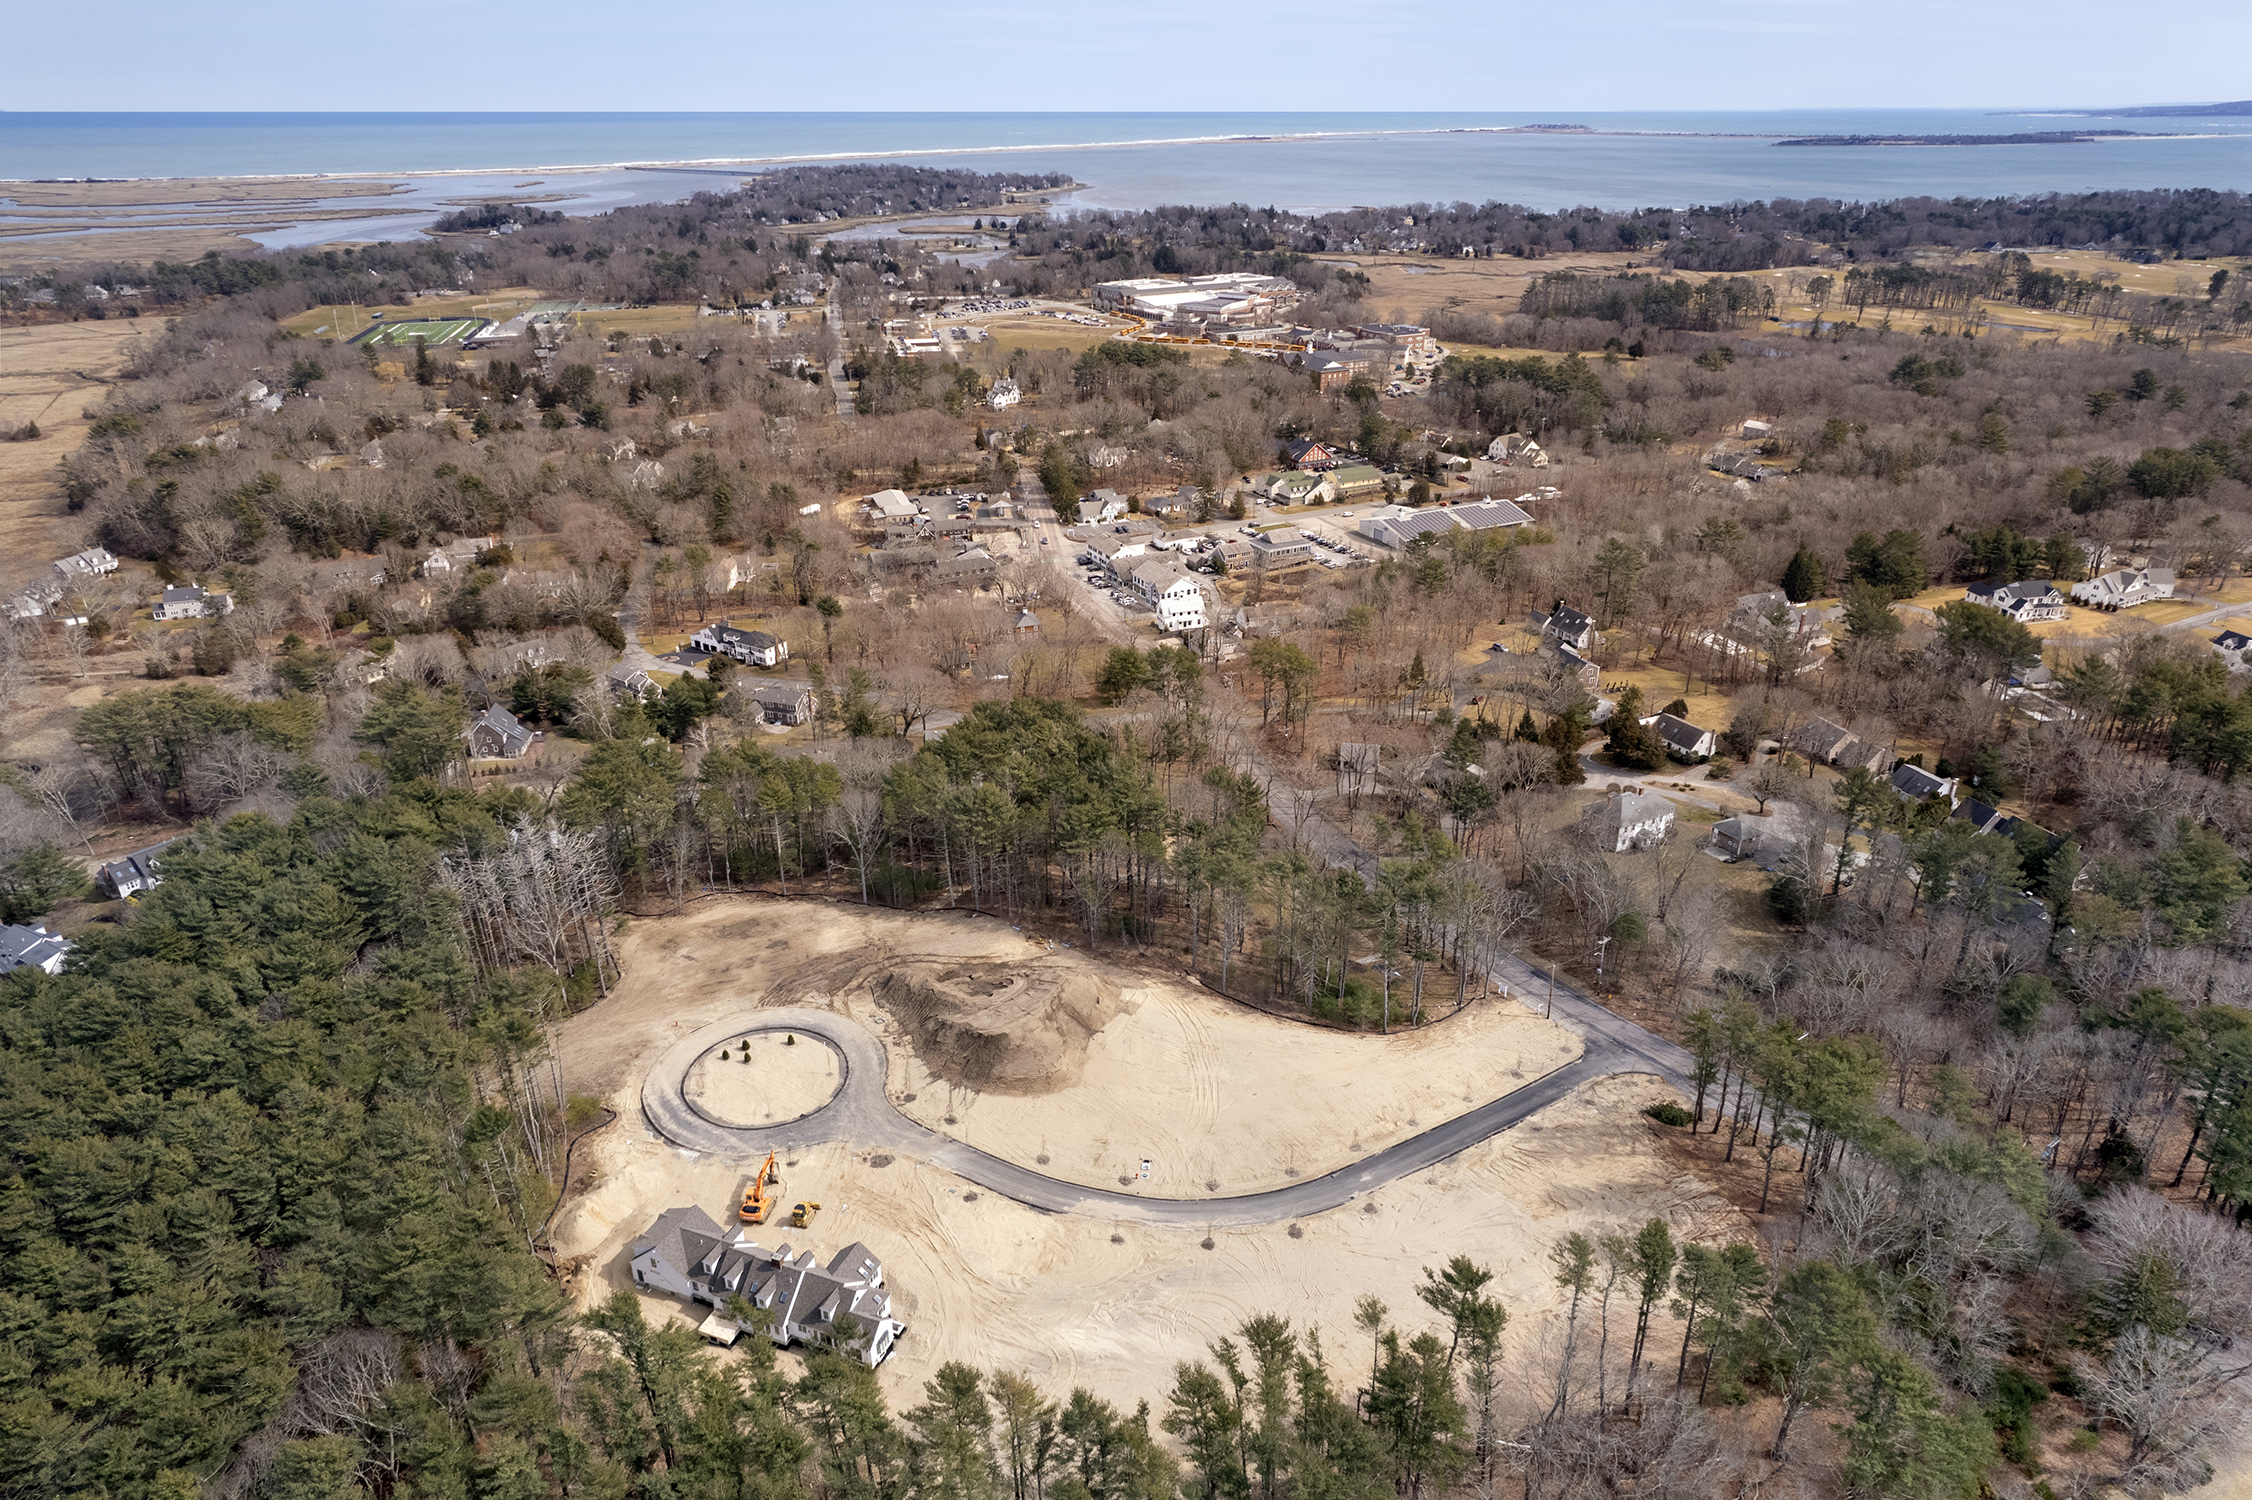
551,898 -> 1738,1413
0,317 -> 168,571
684,1031 -> 843,1125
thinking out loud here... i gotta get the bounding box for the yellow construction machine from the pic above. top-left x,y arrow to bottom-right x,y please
739,1151 -> 780,1224
789,1201 -> 822,1229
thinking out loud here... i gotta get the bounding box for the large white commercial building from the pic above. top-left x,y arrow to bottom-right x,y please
1092,273 -> 1299,325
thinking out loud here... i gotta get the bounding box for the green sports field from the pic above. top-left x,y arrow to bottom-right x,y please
355,318 -> 482,349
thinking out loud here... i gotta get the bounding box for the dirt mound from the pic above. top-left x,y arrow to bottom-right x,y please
877,959 -> 1125,1093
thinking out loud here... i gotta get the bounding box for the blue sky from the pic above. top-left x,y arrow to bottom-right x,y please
12,0 -> 2250,112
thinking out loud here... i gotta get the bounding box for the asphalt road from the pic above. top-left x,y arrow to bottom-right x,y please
643,986 -> 1690,1227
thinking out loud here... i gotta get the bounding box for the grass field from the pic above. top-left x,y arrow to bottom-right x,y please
355,317 -> 481,349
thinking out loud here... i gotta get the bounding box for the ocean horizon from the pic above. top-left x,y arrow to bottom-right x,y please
6,111 -> 2252,250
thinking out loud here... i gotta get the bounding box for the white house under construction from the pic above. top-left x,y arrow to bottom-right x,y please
629,1205 -> 905,1367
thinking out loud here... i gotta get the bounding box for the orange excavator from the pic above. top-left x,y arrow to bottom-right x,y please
739,1151 -> 780,1224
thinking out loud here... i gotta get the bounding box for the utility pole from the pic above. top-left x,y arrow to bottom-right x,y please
1595,935 -> 1613,996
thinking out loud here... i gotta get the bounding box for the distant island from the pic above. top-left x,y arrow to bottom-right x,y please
1776,130 -> 2161,147
2023,99 -> 2252,118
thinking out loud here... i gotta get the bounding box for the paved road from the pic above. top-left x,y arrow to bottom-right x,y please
2157,595 -> 2248,635
613,545 -> 672,677
825,299 -> 855,419
643,990 -> 1690,1227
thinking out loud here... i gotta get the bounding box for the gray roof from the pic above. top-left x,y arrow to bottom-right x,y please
1582,790 -> 1674,832
749,681 -> 814,705
0,924 -> 72,973
1448,496 -> 1533,530
471,703 -> 535,751
632,1207 -> 896,1364
161,586 -> 206,605
98,837 -> 180,896
702,623 -> 783,650
1891,763 -> 1951,799
1647,713 -> 1710,754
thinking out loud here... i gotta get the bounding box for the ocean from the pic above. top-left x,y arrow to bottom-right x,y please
5,111 -> 2252,249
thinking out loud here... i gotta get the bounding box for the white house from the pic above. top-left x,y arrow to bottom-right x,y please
692,621 -> 789,667
986,378 -> 1021,410
422,538 -> 489,576
1129,560 -> 1212,632
629,1205 -> 904,1368
1963,580 -> 2067,623
52,547 -> 118,582
1581,789 -> 1676,853
1644,712 -> 1717,761
1530,603 -> 1598,654
0,924 -> 73,976
153,585 -> 232,621
2071,567 -> 2176,611
97,838 -> 180,899
1076,490 -> 1129,524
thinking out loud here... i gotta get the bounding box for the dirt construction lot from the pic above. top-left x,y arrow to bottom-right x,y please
552,900 -> 1739,1413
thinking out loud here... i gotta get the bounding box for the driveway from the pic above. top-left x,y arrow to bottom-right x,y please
642,1001 -> 1688,1227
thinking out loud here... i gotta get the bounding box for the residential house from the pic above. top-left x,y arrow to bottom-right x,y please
153,585 -> 232,621
1144,486 -> 1199,520
1710,817 -> 1761,859
606,664 -> 657,701
1283,438 -> 1339,471
1963,579 -> 2068,623
1485,432 -> 1549,467
691,622 -> 790,667
985,377 -> 1021,410
1248,528 -> 1316,568
1646,713 -> 1717,762
1951,799 -> 2016,837
1013,609 -> 1040,635
7,579 -> 63,621
52,547 -> 118,582
1890,762 -> 1959,804
1327,464 -> 1386,500
1128,560 -> 1212,632
2214,630 -> 2252,661
466,703 -> 537,759
0,924 -> 72,976
1791,716 -> 1860,767
2072,567 -> 2177,610
1530,603 -> 1598,654
97,838 -> 180,899
747,681 -> 817,726
1581,789 -> 1676,853
1336,742 -> 1380,797
1076,490 -> 1129,524
628,1205 -> 904,1368
422,538 -> 490,576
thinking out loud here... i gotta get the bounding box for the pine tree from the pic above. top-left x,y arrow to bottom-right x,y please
1782,545 -> 1828,603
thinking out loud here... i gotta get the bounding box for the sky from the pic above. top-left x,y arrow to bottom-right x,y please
9,0 -> 2249,112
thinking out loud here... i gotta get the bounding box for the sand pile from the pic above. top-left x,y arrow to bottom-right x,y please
876,959 -> 1124,1093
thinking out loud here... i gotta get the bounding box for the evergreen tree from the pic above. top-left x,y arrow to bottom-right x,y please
1781,545 -> 1828,602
